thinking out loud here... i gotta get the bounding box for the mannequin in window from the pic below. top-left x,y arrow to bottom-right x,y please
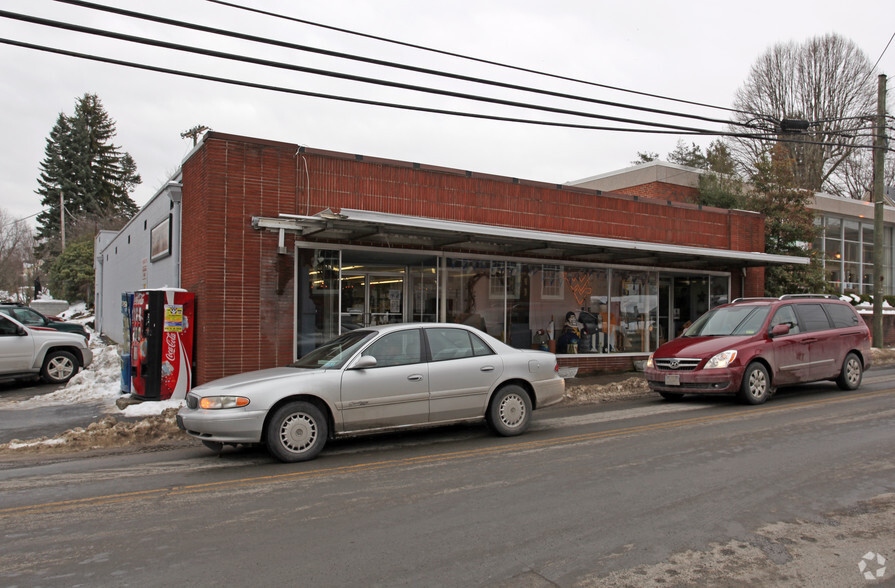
557,311 -> 581,353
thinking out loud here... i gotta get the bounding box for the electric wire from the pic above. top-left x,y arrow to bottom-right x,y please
204,0 -> 757,117
47,0 -> 752,129
0,10 -> 751,135
2,36 -> 886,153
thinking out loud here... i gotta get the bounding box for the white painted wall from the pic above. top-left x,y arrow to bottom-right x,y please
94,179 -> 183,344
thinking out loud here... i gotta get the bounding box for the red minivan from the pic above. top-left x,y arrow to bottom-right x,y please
645,295 -> 872,404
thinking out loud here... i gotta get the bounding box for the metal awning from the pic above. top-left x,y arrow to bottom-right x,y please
252,209 -> 808,269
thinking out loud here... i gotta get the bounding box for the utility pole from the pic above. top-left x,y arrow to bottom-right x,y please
60,190 -> 66,252
872,74 -> 887,348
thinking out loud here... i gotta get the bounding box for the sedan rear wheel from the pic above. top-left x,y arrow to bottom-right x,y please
266,401 -> 328,462
486,385 -> 532,436
738,362 -> 771,405
835,352 -> 863,391
40,350 -> 78,384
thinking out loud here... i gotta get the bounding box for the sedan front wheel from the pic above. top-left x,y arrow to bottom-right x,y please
266,401 -> 328,462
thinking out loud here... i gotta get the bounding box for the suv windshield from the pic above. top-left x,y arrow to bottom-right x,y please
291,330 -> 376,369
684,305 -> 770,337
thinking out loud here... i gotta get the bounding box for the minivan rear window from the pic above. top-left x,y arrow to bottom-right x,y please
824,303 -> 860,328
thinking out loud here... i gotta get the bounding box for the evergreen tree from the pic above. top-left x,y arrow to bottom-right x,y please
747,145 -> 829,296
667,140 -> 708,169
695,141 -> 747,209
47,237 -> 95,303
35,93 -> 140,258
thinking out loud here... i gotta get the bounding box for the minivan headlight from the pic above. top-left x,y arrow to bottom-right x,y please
199,396 -> 250,409
705,350 -> 737,369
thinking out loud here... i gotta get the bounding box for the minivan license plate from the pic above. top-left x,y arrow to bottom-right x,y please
665,374 -> 680,386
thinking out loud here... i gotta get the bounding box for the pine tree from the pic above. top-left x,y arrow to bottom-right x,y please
747,145 -> 829,295
34,93 -> 141,258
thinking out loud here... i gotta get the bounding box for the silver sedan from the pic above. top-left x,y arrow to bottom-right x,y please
177,323 -> 564,462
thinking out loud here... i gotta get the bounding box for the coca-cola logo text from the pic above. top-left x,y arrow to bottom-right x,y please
165,332 -> 177,363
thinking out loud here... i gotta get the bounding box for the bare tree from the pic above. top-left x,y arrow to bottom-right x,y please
0,208 -> 35,300
729,33 -> 883,199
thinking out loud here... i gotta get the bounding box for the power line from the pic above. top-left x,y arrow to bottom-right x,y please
204,0 -> 757,118
48,0 -> 751,129
0,10 -> 746,135
2,37 -> 883,153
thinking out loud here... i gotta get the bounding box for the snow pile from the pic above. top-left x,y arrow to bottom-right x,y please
564,377 -> 652,405
4,410 -> 185,453
11,341 -> 184,417
842,294 -> 895,314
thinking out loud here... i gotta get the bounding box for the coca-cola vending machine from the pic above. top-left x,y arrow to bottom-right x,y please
131,288 -> 196,401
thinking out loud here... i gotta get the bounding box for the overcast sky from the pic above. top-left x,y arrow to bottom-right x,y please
1,0 -> 893,227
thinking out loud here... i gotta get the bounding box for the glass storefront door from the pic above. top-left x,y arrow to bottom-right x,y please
342,272 -> 406,328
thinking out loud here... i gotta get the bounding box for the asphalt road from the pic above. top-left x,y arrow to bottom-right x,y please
1,369 -> 894,586
0,378 -> 113,444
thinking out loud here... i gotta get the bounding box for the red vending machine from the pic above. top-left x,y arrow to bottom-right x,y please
131,288 -> 196,401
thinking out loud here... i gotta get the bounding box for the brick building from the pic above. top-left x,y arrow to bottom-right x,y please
95,132 -> 806,382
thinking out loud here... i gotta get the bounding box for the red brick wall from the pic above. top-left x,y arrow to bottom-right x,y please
612,182 -> 700,204
181,136 -> 299,384
181,133 -> 766,383
301,152 -> 763,251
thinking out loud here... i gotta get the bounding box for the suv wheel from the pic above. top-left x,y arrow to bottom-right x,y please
40,350 -> 78,384
835,352 -> 863,391
738,362 -> 772,405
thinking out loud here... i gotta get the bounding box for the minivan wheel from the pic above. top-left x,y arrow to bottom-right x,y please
835,352 -> 863,391
659,391 -> 685,402
738,362 -> 771,405
486,385 -> 532,436
265,401 -> 328,462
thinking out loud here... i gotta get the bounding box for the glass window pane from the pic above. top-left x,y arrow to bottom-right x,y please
425,328 -> 474,361
843,219 -> 860,242
445,259 -> 505,341
364,329 -> 422,367
862,223 -> 874,245
824,217 -> 841,239
297,249 -> 340,358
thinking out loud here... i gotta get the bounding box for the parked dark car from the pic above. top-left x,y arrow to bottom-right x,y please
0,304 -> 89,340
645,295 -> 871,404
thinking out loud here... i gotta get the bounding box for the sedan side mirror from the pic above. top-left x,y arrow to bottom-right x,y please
771,323 -> 791,337
351,355 -> 377,370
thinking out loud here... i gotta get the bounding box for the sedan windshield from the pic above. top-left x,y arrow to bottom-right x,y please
291,330 -> 376,369
684,305 -> 770,337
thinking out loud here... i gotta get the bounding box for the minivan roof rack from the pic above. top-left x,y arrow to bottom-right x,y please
731,297 -> 777,303
778,294 -> 838,300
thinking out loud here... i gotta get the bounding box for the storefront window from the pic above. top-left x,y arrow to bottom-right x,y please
296,249 -> 340,358
610,270 -> 657,353
409,265 -> 438,323
445,259 -> 505,341
297,250 -> 730,357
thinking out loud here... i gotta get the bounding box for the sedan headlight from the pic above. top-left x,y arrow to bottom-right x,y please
705,350 -> 737,369
646,354 -> 655,368
199,396 -> 251,409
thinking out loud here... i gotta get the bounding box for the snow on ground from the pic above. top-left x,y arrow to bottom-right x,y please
10,342 -> 185,418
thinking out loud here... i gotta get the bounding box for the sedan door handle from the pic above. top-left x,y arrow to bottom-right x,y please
480,365 -> 495,372
408,374 -> 423,381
